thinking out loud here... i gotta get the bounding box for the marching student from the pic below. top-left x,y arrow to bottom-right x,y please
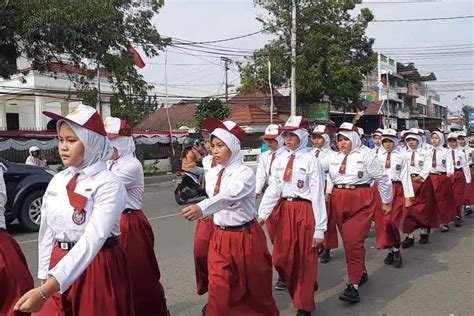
256,124 -> 285,198
193,128 -> 219,297
458,131 -> 473,215
397,130 -> 408,152
429,129 -> 455,232
105,116 -> 169,316
447,132 -> 472,227
259,116 -> 327,316
311,125 -> 338,264
25,146 -> 48,168
401,129 -> 440,248
0,168 -> 34,316
419,129 -> 433,150
320,122 -> 392,304
375,129 -> 414,268
182,118 -> 278,316
15,104 -> 133,315
372,128 -> 384,155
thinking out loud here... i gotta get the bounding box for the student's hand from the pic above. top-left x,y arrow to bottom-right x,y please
182,205 -> 203,221
447,173 -> 453,178
257,218 -> 265,226
256,193 -> 261,199
324,193 -> 331,203
404,198 -> 413,208
413,176 -> 423,183
382,203 -> 392,215
312,238 -> 324,250
14,288 -> 47,313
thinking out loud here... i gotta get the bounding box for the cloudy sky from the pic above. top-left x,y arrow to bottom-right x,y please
139,0 -> 473,112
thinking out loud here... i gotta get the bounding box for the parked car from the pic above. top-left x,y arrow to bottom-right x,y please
1,158 -> 54,231
241,147 -> 261,173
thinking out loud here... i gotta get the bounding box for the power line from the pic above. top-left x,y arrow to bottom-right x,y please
165,30 -> 264,45
372,15 -> 474,22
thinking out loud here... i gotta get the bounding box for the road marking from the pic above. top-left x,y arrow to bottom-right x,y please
17,212 -> 182,244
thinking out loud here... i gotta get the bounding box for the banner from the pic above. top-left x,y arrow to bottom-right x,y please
353,82 -> 383,124
299,102 -> 330,121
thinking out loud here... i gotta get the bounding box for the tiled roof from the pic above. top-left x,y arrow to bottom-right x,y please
228,105 -> 283,125
136,102 -> 197,131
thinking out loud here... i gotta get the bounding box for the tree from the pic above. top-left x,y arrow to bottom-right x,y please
0,0 -> 168,125
240,0 -> 376,112
194,98 -> 231,130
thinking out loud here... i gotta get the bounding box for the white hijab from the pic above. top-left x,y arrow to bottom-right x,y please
110,136 -> 136,159
431,131 -> 445,148
211,128 -> 242,169
336,130 -> 362,153
405,134 -> 422,151
58,120 -> 113,171
285,128 -> 309,154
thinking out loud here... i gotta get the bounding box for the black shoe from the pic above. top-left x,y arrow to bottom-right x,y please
320,249 -> 331,264
465,206 -> 472,216
401,236 -> 415,248
296,310 -> 311,316
359,271 -> 368,286
392,251 -> 402,268
274,277 -> 287,290
339,284 -> 360,304
201,304 -> 207,316
440,224 -> 449,232
419,234 -> 429,244
384,252 -> 394,265
454,216 -> 462,227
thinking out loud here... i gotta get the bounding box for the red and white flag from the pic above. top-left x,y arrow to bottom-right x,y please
127,44 -> 145,68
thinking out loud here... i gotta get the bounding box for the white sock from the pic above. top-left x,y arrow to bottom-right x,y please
392,247 -> 399,252
353,284 -> 359,289
407,234 -> 414,239
420,228 -> 428,234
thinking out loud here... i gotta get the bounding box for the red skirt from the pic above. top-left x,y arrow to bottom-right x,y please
375,182 -> 404,249
265,199 -> 283,244
331,187 -> 375,285
463,167 -> 474,205
0,229 -> 34,316
194,217 -> 215,295
323,199 -> 338,250
207,223 -> 278,316
272,199 -> 318,311
402,177 -> 441,233
451,169 -> 466,218
35,243 -> 134,316
430,174 -> 455,225
120,210 -> 168,316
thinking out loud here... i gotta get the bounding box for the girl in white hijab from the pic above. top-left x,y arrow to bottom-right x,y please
182,118 -> 278,316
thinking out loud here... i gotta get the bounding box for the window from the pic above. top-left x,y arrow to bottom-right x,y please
6,113 -> 19,130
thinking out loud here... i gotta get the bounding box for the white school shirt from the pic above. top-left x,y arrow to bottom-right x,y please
310,146 -> 333,161
0,171 -> 6,230
460,145 -> 473,166
197,162 -> 256,227
256,148 -> 285,194
320,149 -> 393,204
377,150 -> 415,198
108,153 -> 144,210
450,147 -> 472,183
258,149 -> 327,239
403,147 -> 432,181
429,146 -> 454,175
372,145 -> 385,156
37,161 -> 126,293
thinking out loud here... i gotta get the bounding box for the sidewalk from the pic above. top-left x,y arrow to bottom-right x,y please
144,173 -> 176,186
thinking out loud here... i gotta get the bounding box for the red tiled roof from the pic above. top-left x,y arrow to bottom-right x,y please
228,105 -> 283,125
136,102 -> 198,130
229,91 -> 291,115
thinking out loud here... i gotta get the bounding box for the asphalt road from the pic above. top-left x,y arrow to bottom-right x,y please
11,182 -> 474,316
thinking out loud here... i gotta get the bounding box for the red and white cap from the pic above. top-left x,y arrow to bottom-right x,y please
447,132 -> 458,140
381,128 -> 399,144
104,116 -> 132,138
373,128 -> 383,136
280,115 -> 309,131
405,128 -> 422,138
202,118 -> 245,143
260,124 -> 280,140
458,131 -> 467,137
337,122 -> 359,134
357,127 -> 364,135
43,103 -> 107,136
312,124 -> 329,135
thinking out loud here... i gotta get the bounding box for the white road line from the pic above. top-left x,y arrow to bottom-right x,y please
17,212 -> 182,244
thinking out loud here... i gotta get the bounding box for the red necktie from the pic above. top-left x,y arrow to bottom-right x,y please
283,154 -> 295,182
452,150 -> 455,166
410,151 -> 416,167
108,161 -> 115,170
432,149 -> 437,168
213,169 -> 225,195
338,155 -> 348,174
66,174 -> 88,212
269,152 -> 276,176
211,158 -> 217,168
376,148 -> 379,155
315,150 -> 320,158
385,152 -> 391,169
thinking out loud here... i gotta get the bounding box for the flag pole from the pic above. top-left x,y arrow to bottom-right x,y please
165,48 -> 175,155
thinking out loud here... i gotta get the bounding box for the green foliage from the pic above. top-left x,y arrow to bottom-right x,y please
0,0 -> 167,124
241,0 -> 376,112
194,98 -> 231,130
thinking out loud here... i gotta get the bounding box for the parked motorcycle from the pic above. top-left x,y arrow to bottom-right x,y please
174,170 -> 207,205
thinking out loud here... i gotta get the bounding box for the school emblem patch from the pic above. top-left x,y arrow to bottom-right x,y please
297,180 -> 304,189
442,159 -> 446,165
457,160 -> 461,166
72,209 -> 86,225
418,161 -> 424,167
357,171 -> 364,178
395,164 -> 401,171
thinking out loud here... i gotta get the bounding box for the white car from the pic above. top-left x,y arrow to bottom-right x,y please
241,148 -> 261,173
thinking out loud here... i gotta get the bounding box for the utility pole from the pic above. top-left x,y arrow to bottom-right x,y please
290,0 -> 297,115
268,59 -> 274,124
221,57 -> 231,104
